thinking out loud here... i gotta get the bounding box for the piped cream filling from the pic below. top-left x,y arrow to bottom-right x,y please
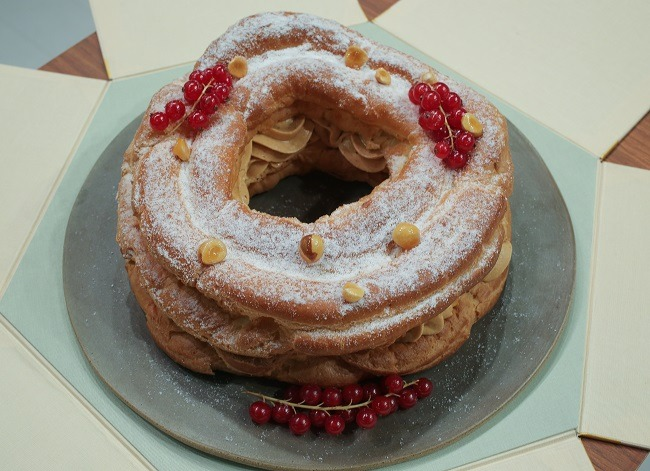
399,239 -> 512,343
234,115 -> 394,204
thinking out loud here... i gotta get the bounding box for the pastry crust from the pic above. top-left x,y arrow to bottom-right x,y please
116,12 -> 513,386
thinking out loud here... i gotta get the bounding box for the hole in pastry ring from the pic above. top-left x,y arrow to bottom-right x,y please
129,13 -> 512,344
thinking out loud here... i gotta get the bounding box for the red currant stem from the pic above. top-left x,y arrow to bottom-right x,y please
244,391 -> 372,412
439,105 -> 455,151
166,78 -> 215,135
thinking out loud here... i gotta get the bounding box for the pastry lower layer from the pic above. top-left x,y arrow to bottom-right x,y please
125,210 -> 510,386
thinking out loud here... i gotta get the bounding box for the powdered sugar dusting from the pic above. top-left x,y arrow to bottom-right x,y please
128,12 -> 511,336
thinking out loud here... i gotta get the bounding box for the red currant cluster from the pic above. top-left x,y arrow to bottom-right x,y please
247,374 -> 434,436
149,64 -> 233,133
408,81 -> 480,169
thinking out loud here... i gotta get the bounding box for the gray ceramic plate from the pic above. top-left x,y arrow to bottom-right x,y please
63,116 -> 575,470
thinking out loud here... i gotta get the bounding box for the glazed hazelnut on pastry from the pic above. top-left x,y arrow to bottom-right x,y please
299,234 -> 324,263
392,222 -> 421,250
199,238 -> 227,264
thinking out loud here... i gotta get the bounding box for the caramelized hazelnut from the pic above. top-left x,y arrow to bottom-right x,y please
342,282 -> 365,303
199,238 -> 227,264
344,45 -> 368,69
299,234 -> 324,263
228,56 -> 248,78
172,137 -> 190,161
461,113 -> 483,138
392,222 -> 420,250
375,67 -> 391,85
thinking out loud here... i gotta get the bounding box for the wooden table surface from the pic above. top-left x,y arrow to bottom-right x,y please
39,1 -> 649,469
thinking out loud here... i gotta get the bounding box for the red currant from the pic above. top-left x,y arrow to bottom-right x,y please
428,128 -> 450,142
398,388 -> 418,409
212,66 -> 232,87
271,404 -> 293,424
199,68 -> 214,85
299,384 -> 322,406
183,80 -> 203,103
283,385 -> 301,402
337,409 -> 357,424
199,94 -> 219,114
322,387 -> 342,407
442,92 -> 462,112
289,413 -> 311,435
164,100 -> 186,122
419,90 -> 441,112
432,82 -> 450,100
210,84 -> 230,103
408,82 -> 432,105
382,374 -> 404,394
309,409 -> 328,428
414,378 -> 434,398
371,395 -> 393,416
447,108 -> 465,130
363,383 -> 380,402
249,401 -> 271,424
445,150 -> 468,169
434,141 -> 451,159
356,407 -> 378,429
187,110 -> 208,130
189,70 -> 205,83
342,384 -> 364,405
324,415 -> 345,435
149,112 -> 169,131
388,396 -> 399,414
419,110 -> 445,131
456,131 -> 476,153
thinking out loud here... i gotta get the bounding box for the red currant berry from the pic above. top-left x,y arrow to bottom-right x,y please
356,407 -> 378,429
419,110 -> 446,131
199,68 -> 214,85
428,128 -> 450,142
210,84 -> 230,103
363,383 -> 380,402
447,108 -> 465,130
408,82 -> 432,105
283,385 -> 301,402
442,92 -> 462,112
189,70 -> 205,83
249,401 -> 272,424
164,100 -> 186,122
432,82 -> 450,100
398,388 -> 418,409
342,384 -> 364,405
388,396 -> 399,413
187,110 -> 209,130
212,66 -> 232,87
289,413 -> 311,435
309,409 -> 328,428
420,90 -> 441,112
183,79 -> 203,103
445,150 -> 469,169
414,378 -> 434,399
199,94 -> 219,114
371,395 -> 393,416
456,131 -> 476,153
299,384 -> 322,406
434,141 -> 451,159
271,404 -> 293,424
324,415 -> 345,435
322,387 -> 342,407
149,112 -> 169,131
337,409 -> 357,424
382,374 -> 404,394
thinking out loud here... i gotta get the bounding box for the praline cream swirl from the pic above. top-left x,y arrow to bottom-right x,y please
234,115 -> 394,204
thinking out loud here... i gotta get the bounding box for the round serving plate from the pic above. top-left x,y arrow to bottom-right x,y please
63,116 -> 575,470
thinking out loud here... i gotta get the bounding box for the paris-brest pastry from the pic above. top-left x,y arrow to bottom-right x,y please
117,12 -> 513,386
